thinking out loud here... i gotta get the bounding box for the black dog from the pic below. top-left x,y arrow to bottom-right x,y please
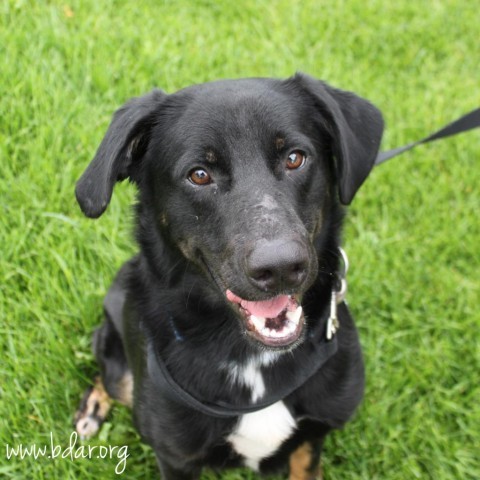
74,73 -> 383,479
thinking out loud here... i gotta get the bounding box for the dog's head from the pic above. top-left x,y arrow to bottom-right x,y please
76,73 -> 383,350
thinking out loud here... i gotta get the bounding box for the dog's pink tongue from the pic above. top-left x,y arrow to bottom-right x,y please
226,290 -> 290,318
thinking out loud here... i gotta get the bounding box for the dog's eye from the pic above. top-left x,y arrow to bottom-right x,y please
188,168 -> 212,186
286,150 -> 306,170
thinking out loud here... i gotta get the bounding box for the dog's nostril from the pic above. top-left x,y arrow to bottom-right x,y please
251,269 -> 273,283
290,265 -> 308,285
292,263 -> 305,274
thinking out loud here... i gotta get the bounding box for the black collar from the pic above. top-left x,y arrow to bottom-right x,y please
146,315 -> 339,418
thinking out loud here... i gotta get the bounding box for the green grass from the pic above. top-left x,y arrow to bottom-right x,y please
1,0 -> 479,478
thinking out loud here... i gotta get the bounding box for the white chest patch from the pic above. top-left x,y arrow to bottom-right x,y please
228,358 -> 265,402
225,352 -> 281,402
227,401 -> 296,470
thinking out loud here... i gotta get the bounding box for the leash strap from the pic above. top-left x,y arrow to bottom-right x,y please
375,108 -> 480,165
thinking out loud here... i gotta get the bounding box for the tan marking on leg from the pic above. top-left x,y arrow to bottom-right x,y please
116,370 -> 134,407
74,376 -> 112,439
289,442 -> 322,480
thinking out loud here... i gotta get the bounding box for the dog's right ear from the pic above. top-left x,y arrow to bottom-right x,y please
75,89 -> 165,218
292,73 -> 384,205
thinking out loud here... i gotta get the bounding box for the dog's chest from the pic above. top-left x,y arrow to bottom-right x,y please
224,354 -> 297,470
227,401 -> 296,470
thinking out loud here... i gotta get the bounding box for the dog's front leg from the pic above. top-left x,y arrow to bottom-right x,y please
289,441 -> 323,480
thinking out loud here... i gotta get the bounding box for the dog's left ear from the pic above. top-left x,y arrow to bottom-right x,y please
294,73 -> 384,204
75,89 -> 165,218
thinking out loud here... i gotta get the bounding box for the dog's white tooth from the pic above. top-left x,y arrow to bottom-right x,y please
286,306 -> 302,325
251,315 -> 266,330
276,328 -> 287,338
287,320 -> 296,333
262,328 -> 272,337
277,328 -> 288,338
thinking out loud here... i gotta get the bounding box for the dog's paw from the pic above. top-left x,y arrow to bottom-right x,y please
73,376 -> 112,440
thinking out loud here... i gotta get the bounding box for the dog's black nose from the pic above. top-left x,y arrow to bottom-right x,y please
246,239 -> 309,292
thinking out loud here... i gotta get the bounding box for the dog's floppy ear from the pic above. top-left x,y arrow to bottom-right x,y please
75,89 -> 165,218
294,73 -> 384,204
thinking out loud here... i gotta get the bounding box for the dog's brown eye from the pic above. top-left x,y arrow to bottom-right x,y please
188,168 -> 212,186
286,150 -> 306,170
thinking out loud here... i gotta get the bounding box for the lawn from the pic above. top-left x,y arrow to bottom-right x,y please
1,0 -> 479,478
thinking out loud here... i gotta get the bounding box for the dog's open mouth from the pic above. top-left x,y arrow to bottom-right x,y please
226,290 -> 304,347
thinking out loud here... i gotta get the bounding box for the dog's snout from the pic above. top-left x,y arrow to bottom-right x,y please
246,239 -> 309,292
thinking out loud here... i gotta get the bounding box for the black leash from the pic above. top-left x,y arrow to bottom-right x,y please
375,107 -> 480,165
